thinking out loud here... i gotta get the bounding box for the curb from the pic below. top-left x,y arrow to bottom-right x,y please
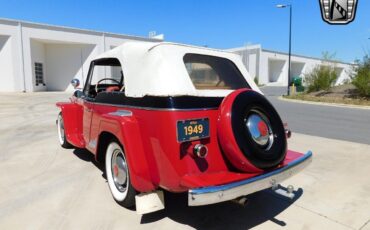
278,96 -> 370,110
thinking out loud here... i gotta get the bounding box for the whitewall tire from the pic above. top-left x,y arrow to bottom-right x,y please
57,112 -> 72,148
105,141 -> 136,208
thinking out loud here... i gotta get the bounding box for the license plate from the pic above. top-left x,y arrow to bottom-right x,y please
177,118 -> 210,142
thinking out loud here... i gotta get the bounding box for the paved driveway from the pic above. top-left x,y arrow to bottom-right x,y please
0,92 -> 369,230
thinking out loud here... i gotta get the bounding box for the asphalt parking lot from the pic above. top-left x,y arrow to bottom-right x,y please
0,92 -> 369,230
262,86 -> 370,145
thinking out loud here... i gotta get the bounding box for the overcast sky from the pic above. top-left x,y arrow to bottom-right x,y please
1,0 -> 369,62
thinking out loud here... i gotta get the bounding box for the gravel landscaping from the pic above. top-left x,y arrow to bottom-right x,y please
285,84 -> 370,106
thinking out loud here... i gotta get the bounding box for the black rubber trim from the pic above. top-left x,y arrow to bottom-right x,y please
94,92 -> 223,109
231,91 -> 287,169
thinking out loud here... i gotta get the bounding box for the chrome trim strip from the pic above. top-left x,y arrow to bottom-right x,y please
188,151 -> 313,206
92,102 -> 218,111
108,110 -> 133,117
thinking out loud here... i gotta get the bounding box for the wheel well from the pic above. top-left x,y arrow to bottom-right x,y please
96,131 -> 118,163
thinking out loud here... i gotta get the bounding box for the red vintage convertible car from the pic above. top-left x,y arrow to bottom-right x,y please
56,42 -> 312,214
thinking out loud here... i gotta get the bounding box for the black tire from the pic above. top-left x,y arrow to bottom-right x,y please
105,140 -> 136,208
57,112 -> 72,148
231,90 -> 287,169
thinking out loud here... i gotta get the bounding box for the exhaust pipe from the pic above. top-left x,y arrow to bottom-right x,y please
231,196 -> 249,207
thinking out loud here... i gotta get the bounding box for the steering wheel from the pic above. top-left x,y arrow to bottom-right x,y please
95,78 -> 121,93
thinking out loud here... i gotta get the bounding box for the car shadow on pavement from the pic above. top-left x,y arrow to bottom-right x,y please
140,187 -> 303,229
72,148 -> 106,179
71,148 -> 303,229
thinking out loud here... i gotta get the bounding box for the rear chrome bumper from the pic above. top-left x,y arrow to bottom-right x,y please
188,151 -> 312,206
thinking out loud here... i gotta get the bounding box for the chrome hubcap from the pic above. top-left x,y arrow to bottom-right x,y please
111,150 -> 127,192
245,110 -> 273,150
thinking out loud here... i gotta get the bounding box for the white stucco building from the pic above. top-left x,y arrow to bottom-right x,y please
0,18 -> 161,92
0,18 -> 354,92
229,44 -> 353,86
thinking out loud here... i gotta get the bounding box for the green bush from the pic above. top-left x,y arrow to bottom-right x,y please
254,76 -> 259,85
352,55 -> 370,97
305,65 -> 338,92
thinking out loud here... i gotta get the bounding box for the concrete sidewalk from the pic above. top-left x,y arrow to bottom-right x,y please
0,93 -> 369,230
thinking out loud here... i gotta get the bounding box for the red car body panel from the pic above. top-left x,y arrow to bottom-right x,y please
180,150 -> 304,188
56,101 -> 84,148
57,94 -> 304,193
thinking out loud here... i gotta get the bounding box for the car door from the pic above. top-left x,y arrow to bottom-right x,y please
80,62 -> 96,150
82,97 -> 94,149
88,59 -> 124,151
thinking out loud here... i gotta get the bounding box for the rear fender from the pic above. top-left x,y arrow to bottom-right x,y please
56,102 -> 84,148
97,113 -> 158,192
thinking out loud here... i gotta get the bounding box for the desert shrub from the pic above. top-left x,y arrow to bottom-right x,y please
352,55 -> 370,97
305,65 -> 338,92
254,76 -> 259,85
341,78 -> 352,85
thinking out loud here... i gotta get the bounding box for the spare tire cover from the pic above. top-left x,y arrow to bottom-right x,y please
218,89 -> 287,172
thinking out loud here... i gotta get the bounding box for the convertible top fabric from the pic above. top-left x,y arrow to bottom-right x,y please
94,41 -> 261,97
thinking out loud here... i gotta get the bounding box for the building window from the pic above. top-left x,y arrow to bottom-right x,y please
35,62 -> 45,86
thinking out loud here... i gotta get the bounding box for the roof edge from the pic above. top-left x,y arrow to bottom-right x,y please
227,44 -> 353,65
0,17 -> 162,42
261,48 -> 354,65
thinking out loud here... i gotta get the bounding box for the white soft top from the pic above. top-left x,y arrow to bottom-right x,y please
94,41 -> 261,97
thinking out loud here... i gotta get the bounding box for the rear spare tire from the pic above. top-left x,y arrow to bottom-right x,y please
218,89 -> 287,172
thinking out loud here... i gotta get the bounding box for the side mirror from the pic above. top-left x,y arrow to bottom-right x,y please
73,90 -> 83,98
71,78 -> 80,89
